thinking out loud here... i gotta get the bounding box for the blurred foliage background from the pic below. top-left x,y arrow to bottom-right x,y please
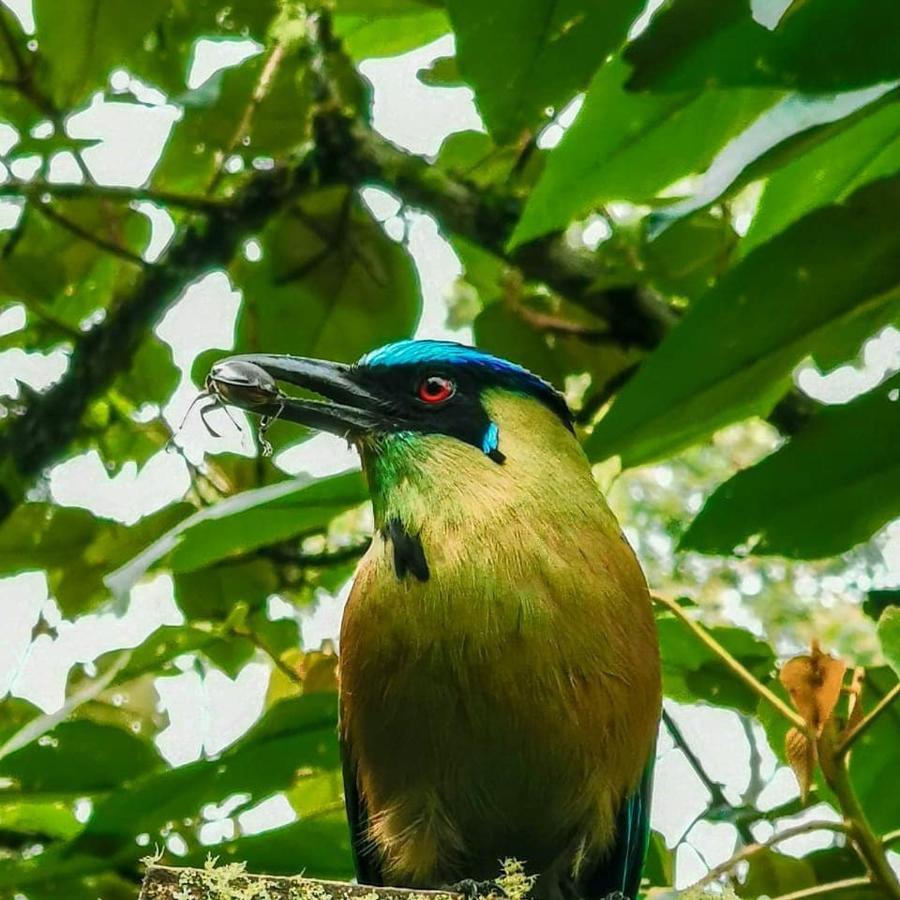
0,0 -> 899,898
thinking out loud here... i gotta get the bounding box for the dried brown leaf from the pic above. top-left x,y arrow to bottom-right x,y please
785,725 -> 816,801
779,642 -> 847,736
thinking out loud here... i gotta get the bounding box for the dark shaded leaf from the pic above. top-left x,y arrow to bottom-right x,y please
33,0 -> 169,106
680,373 -> 900,558
447,0 -> 646,144
657,613 -> 775,713
0,720 -> 162,793
626,0 -> 900,94
585,176 -> 900,467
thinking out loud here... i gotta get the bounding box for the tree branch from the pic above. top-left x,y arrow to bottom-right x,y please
0,155 -> 318,522
0,180 -> 225,213
817,722 -> 900,899
140,865 -> 463,900
662,708 -> 754,844
771,877 -> 872,900
692,820 -> 848,889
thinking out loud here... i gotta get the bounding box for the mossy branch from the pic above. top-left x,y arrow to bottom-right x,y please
139,865 -> 463,900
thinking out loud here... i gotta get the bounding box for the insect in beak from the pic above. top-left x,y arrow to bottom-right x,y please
174,359 -> 287,456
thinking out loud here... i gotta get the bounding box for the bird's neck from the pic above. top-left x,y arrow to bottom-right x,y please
359,392 -> 621,550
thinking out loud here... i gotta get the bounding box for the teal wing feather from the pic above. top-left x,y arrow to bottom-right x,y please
581,750 -> 655,899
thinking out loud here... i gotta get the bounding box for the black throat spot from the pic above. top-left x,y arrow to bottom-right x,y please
384,518 -> 429,582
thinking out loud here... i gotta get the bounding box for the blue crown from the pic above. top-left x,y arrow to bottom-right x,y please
359,340 -> 572,427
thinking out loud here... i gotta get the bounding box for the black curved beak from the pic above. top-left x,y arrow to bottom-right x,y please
206,353 -> 392,438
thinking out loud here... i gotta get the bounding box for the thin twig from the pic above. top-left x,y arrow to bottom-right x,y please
837,682 -> 900,755
0,651 -> 131,760
207,40 -> 288,194
233,626 -> 304,686
662,708 -> 755,841
771,877 -> 871,900
692,820 -> 848,888
652,594 -> 807,731
0,180 -> 224,213
32,200 -> 149,266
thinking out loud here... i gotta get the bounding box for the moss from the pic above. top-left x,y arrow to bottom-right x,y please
495,859 -> 537,900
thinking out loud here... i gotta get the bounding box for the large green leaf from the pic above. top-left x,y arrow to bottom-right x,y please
182,815 -> 354,880
625,0 -> 900,94
0,503 -> 192,616
154,54 -> 314,192
229,189 -> 421,361
33,0 -> 169,106
446,0 -> 645,144
657,612 -> 775,713
877,607 -> 900,678
510,58 -> 777,247
0,720 -> 162,794
584,175 -> 900,468
71,691 -> 338,849
744,101 -> 900,254
105,470 -> 367,594
644,85 -> 894,238
335,3 -> 450,60
681,373 -> 900,558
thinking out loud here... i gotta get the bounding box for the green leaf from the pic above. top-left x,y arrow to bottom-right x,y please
33,0 -> 169,106
174,559 -> 278,620
230,189 -> 421,361
744,100 -> 900,254
0,799 -> 81,840
106,470 -> 367,594
642,212 -> 738,299
183,814 -> 354,880
335,7 -> 450,60
447,0 -> 646,144
584,175 -> 900,468
72,692 -> 339,851
864,590 -> 900,621
625,0 -> 900,94
645,85 -> 894,237
681,373 -> 900,558
0,502 -> 192,615
878,607 -> 900,678
0,720 -> 162,793
658,613 -> 775,713
510,58 -> 777,247
154,54 -> 314,192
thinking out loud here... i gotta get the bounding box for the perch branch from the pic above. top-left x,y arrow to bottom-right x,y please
139,865 -> 463,900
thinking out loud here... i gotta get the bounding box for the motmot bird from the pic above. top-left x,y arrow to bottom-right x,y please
209,341 -> 661,900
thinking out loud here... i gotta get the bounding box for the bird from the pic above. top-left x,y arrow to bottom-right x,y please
208,340 -> 661,900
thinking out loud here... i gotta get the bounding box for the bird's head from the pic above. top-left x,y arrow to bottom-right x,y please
209,340 -> 584,526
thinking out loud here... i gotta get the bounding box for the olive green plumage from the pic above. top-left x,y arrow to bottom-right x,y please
341,391 -> 660,899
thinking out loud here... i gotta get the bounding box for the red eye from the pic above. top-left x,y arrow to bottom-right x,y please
417,375 -> 455,404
